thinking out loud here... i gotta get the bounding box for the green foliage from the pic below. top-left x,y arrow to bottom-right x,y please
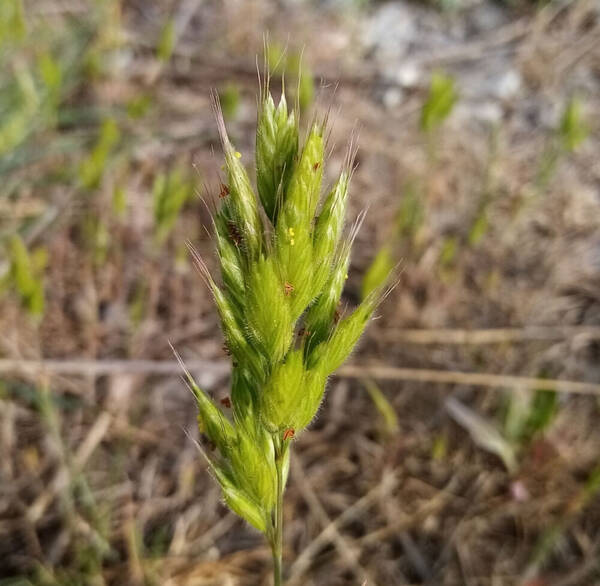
6,235 -> 45,318
177,84 -> 386,541
79,118 -> 121,190
152,165 -> 195,243
420,71 -> 458,133
558,96 -> 587,153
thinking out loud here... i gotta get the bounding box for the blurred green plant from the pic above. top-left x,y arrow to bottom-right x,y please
29,384 -> 113,586
38,53 -> 63,112
268,44 -> 315,111
83,214 -> 111,266
0,0 -> 26,48
526,463 -> 600,580
361,181 -> 424,300
219,83 -> 241,120
558,96 -> 588,153
156,17 -> 176,63
420,71 -> 458,134
503,383 -> 558,446
79,118 -> 121,190
536,96 -> 588,191
468,126 -> 500,248
126,94 -> 152,119
397,182 -> 425,242
364,379 -> 399,437
112,184 -> 127,217
446,396 -> 518,472
152,164 -> 195,244
467,212 -> 488,247
362,245 -> 393,300
3,235 -> 46,318
447,378 -> 559,474
439,235 -> 458,268
175,84 -> 389,585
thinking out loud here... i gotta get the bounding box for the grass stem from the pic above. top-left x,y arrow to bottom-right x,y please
272,436 -> 286,586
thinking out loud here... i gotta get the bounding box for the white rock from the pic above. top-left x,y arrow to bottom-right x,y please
383,87 -> 404,109
394,61 -> 421,87
363,3 -> 417,59
494,69 -> 522,100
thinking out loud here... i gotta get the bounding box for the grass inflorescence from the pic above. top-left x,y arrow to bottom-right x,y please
176,79 -> 389,584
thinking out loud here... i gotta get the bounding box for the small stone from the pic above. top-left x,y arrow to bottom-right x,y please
383,87 -> 404,110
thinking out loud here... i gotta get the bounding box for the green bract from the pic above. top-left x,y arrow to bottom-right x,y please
176,83 -> 389,580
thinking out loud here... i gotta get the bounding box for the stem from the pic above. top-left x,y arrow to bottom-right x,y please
272,436 -> 286,586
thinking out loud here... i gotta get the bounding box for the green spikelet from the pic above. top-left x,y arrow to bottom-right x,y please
209,278 -> 267,381
316,291 -> 381,375
212,466 -> 268,533
228,419 -> 277,510
256,92 -> 299,222
260,349 -> 306,432
304,243 -> 351,354
215,98 -> 263,259
276,222 -> 314,320
278,122 -> 324,230
215,213 -> 245,309
311,168 -> 351,294
261,349 -> 330,434
245,256 -> 293,365
313,167 -> 351,260
173,350 -> 235,454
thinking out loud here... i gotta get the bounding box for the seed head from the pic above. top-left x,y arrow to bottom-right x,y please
175,82 -> 391,536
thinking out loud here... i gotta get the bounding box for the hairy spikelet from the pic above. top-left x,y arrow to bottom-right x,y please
215,97 -> 263,258
304,242 -> 351,356
212,465 -> 267,533
228,419 -> 277,509
176,81 -> 391,540
278,123 -> 324,230
256,92 -> 299,222
276,222 -> 314,320
315,290 -> 381,375
260,349 -> 306,431
245,256 -> 293,364
215,215 -> 245,309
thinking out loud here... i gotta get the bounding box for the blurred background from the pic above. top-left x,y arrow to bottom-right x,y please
1,0 -> 599,584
